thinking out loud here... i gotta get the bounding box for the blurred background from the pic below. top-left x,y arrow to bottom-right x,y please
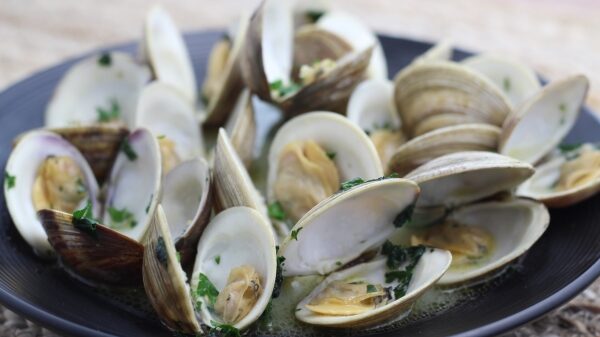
0,0 -> 599,336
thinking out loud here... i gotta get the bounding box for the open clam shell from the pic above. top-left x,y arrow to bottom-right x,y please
393,61 -> 512,138
48,125 -> 130,185
240,0 -> 372,116
295,251 -> 451,328
191,206 -> 277,330
45,52 -> 150,128
102,128 -> 162,241
517,143 -> 600,207
499,75 -> 590,165
5,130 -> 100,258
291,26 -> 353,79
462,54 -> 541,107
396,199 -> 549,285
413,40 -> 453,64
316,11 -> 387,79
406,151 -> 533,209
38,209 -> 143,286
142,205 -> 202,334
266,112 -> 383,225
135,81 -> 205,172
162,158 -> 212,267
201,15 -> 249,126
389,124 -> 501,177
279,178 -> 420,276
224,89 -> 256,168
142,6 -> 197,105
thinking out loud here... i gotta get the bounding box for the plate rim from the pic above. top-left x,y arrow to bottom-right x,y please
0,30 -> 598,337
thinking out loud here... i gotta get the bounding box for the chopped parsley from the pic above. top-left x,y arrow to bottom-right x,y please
366,284 -> 378,293
120,139 -> 138,161
176,251 -> 181,262
335,261 -> 342,266
558,143 -> 582,154
96,99 -> 120,122
269,80 -> 301,98
338,173 -> 400,192
326,151 -> 336,160
214,255 -> 221,265
155,236 -> 168,266
4,171 -> 15,189
559,102 -> 567,113
305,10 -> 325,23
76,178 -> 86,194
268,201 -> 286,221
382,242 -> 426,299
209,321 -> 240,337
98,53 -> 111,67
393,203 -> 415,228
156,134 -> 166,140
273,246 -> 285,298
72,201 -> 98,237
145,194 -> 154,214
196,273 -> 219,306
108,206 -> 137,229
290,227 -> 303,241
503,77 -> 511,92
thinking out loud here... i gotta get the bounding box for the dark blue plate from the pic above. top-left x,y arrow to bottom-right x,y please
0,31 -> 599,337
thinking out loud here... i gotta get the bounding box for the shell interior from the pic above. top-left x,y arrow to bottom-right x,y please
346,79 -> 399,132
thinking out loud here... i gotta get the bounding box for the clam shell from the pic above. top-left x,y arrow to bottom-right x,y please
316,11 -> 388,79
411,112 -> 485,137
102,128 -> 162,241
280,178 -> 420,276
202,15 -> 249,126
162,158 -> 212,267
406,151 -> 533,209
39,209 -> 143,286
295,251 -> 451,327
346,79 -> 400,132
49,125 -> 130,185
517,145 -> 600,207
142,205 -> 201,334
5,130 -> 100,259
437,199 -> 548,285
393,61 -> 512,138
143,6 -> 197,104
191,206 -> 277,330
45,52 -> 150,128
389,124 -> 501,176
267,112 -> 384,205
413,40 -> 453,64
499,75 -> 589,165
462,53 -> 541,107
224,89 -> 256,168
213,128 -> 269,219
135,81 -> 205,164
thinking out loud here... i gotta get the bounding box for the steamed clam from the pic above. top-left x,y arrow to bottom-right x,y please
241,0 -> 374,116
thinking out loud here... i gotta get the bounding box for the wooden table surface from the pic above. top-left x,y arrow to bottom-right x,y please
0,0 -> 598,336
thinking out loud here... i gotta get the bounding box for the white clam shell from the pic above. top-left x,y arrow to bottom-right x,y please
45,52 -> 150,128
191,206 -> 277,330
346,79 -> 399,132
5,130 -> 100,258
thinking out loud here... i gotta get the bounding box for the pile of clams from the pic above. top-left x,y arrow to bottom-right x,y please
3,1 -> 597,335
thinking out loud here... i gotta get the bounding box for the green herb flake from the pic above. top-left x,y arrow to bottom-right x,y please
269,80 -> 301,98
210,321 -> 241,337
382,242 -> 426,300
326,151 -> 337,160
98,53 -> 112,67
71,200 -> 98,237
108,206 -> 137,229
558,143 -> 582,154
196,273 -> 219,306
155,236 -> 169,266
268,201 -> 286,221
145,194 -> 154,214
176,251 -> 181,262
339,173 -> 400,192
120,138 -> 138,161
559,102 -> 567,113
214,255 -> 221,265
393,203 -> 415,228
305,10 -> 325,23
366,284 -> 377,293
157,134 -> 166,140
96,99 -> 120,123
290,227 -> 303,241
503,77 -> 511,92
273,247 -> 285,298
335,261 -> 342,266
4,171 -> 15,190
76,178 -> 86,194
